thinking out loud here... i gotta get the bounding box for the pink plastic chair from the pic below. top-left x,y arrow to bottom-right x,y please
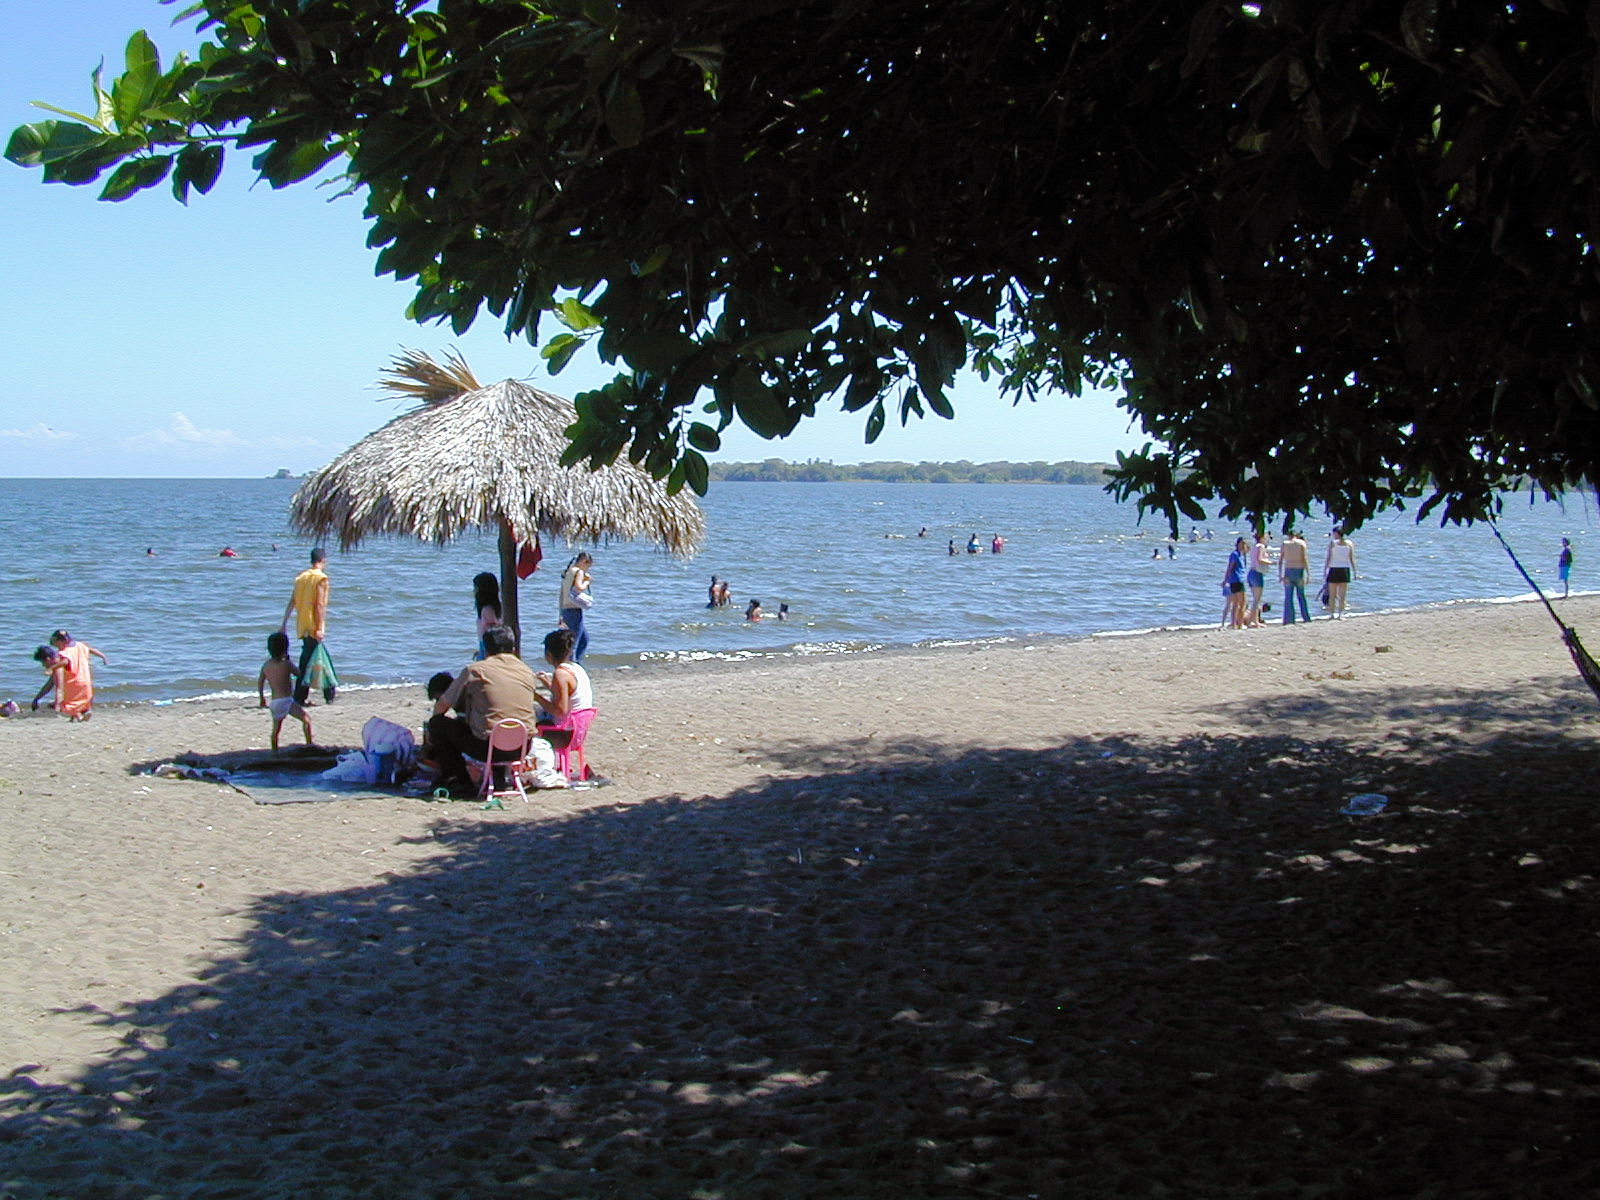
479,718 -> 533,803
539,707 -> 596,782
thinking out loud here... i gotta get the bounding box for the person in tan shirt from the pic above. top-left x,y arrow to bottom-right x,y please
1278,530 -> 1312,623
426,624 -> 538,788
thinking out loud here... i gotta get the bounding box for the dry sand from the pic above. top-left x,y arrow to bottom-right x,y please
2,599 -> 1599,1198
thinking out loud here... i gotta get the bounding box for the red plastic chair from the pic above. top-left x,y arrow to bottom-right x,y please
479,719 -> 533,803
539,707 -> 596,782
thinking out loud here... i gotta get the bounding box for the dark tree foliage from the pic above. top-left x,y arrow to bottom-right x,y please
10,0 -> 1600,529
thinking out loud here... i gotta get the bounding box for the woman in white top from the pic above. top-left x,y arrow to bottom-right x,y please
472,572 -> 501,658
558,552 -> 593,662
534,627 -> 594,724
1323,528 -> 1357,618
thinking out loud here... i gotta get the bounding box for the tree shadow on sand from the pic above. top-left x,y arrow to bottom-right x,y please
2,680 -> 1598,1199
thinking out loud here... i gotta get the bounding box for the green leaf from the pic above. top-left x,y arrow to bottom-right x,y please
604,83 -> 644,148
125,29 -> 160,79
681,448 -> 709,494
267,139 -> 342,185
630,245 -> 671,276
99,154 -> 171,201
686,421 -> 721,452
92,62 -> 114,131
1181,0 -> 1225,79
541,332 -> 582,374
1400,0 -> 1439,59
582,0 -> 619,28
736,327 -> 811,361
715,368 -> 791,438
864,398 -> 886,443
672,43 -> 725,77
111,31 -> 162,129
5,119 -> 115,167
171,142 -> 223,202
619,330 -> 695,372
28,101 -> 105,128
555,297 -> 603,332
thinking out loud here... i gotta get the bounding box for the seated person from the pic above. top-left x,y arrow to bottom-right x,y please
426,625 -> 538,789
532,628 -> 593,743
426,671 -> 455,705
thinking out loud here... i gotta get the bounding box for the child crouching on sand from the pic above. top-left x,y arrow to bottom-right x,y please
258,631 -> 313,750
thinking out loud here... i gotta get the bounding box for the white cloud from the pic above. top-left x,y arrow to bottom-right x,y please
0,422 -> 77,441
126,412 -> 248,450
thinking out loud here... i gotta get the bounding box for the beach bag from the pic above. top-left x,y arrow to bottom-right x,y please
569,585 -> 594,610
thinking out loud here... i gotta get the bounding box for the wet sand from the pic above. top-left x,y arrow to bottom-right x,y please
2,598 -> 1599,1197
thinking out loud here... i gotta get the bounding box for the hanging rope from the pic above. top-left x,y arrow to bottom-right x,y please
1488,517 -> 1600,706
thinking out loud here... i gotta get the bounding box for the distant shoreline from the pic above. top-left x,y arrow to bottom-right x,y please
708,460 -> 1114,484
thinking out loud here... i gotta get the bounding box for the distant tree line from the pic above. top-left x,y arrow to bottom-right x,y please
708,459 -> 1113,484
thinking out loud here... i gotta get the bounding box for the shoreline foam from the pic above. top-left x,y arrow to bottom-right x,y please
25,587 -> 1600,711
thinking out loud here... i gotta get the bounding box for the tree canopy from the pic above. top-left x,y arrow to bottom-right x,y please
10,0 -> 1600,529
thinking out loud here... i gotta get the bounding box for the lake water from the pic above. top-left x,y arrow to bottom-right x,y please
0,478 -> 1592,705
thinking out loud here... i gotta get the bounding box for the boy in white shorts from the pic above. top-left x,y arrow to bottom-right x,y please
258,630 -> 314,750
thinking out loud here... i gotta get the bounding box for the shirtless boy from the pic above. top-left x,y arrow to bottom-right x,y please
258,631 -> 314,750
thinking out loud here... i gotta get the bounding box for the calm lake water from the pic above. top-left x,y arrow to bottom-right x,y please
0,478 -> 1592,705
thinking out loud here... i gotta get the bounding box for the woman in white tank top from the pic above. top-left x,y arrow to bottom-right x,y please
1323,529 -> 1357,618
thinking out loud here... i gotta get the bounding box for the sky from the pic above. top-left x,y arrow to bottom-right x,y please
0,1 -> 1150,478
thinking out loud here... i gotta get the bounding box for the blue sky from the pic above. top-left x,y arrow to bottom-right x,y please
0,1 -> 1149,478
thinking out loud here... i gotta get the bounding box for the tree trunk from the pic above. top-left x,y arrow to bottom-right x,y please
498,520 -> 521,655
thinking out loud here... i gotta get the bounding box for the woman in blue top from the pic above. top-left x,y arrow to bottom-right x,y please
1221,537 -> 1248,628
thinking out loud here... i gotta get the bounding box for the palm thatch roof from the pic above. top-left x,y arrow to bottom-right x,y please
289,351 -> 705,555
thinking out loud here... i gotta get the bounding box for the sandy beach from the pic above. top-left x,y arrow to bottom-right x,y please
2,598 -> 1599,1197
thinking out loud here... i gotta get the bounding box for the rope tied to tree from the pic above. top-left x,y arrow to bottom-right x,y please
1488,518 -> 1600,706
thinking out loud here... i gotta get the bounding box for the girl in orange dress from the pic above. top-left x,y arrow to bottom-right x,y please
47,630 -> 108,720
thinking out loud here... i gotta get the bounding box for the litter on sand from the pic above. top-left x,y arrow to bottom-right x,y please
1340,793 -> 1389,816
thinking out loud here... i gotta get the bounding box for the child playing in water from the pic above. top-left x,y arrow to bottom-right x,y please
30,645 -> 61,712
257,631 -> 313,750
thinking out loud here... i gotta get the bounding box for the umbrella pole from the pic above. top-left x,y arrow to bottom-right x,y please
498,520 -> 521,655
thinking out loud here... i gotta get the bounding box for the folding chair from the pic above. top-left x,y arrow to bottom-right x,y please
479,718 -> 533,804
539,706 -> 597,782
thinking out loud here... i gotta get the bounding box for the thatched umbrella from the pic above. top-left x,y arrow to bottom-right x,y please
290,350 -> 705,647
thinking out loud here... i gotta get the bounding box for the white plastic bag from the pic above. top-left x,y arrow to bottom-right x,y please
320,751 -> 376,784
518,736 -> 568,789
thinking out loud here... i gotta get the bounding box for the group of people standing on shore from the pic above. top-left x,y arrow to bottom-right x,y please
1221,527 -> 1358,628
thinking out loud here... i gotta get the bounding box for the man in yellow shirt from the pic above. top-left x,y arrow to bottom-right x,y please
280,547 -> 335,704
